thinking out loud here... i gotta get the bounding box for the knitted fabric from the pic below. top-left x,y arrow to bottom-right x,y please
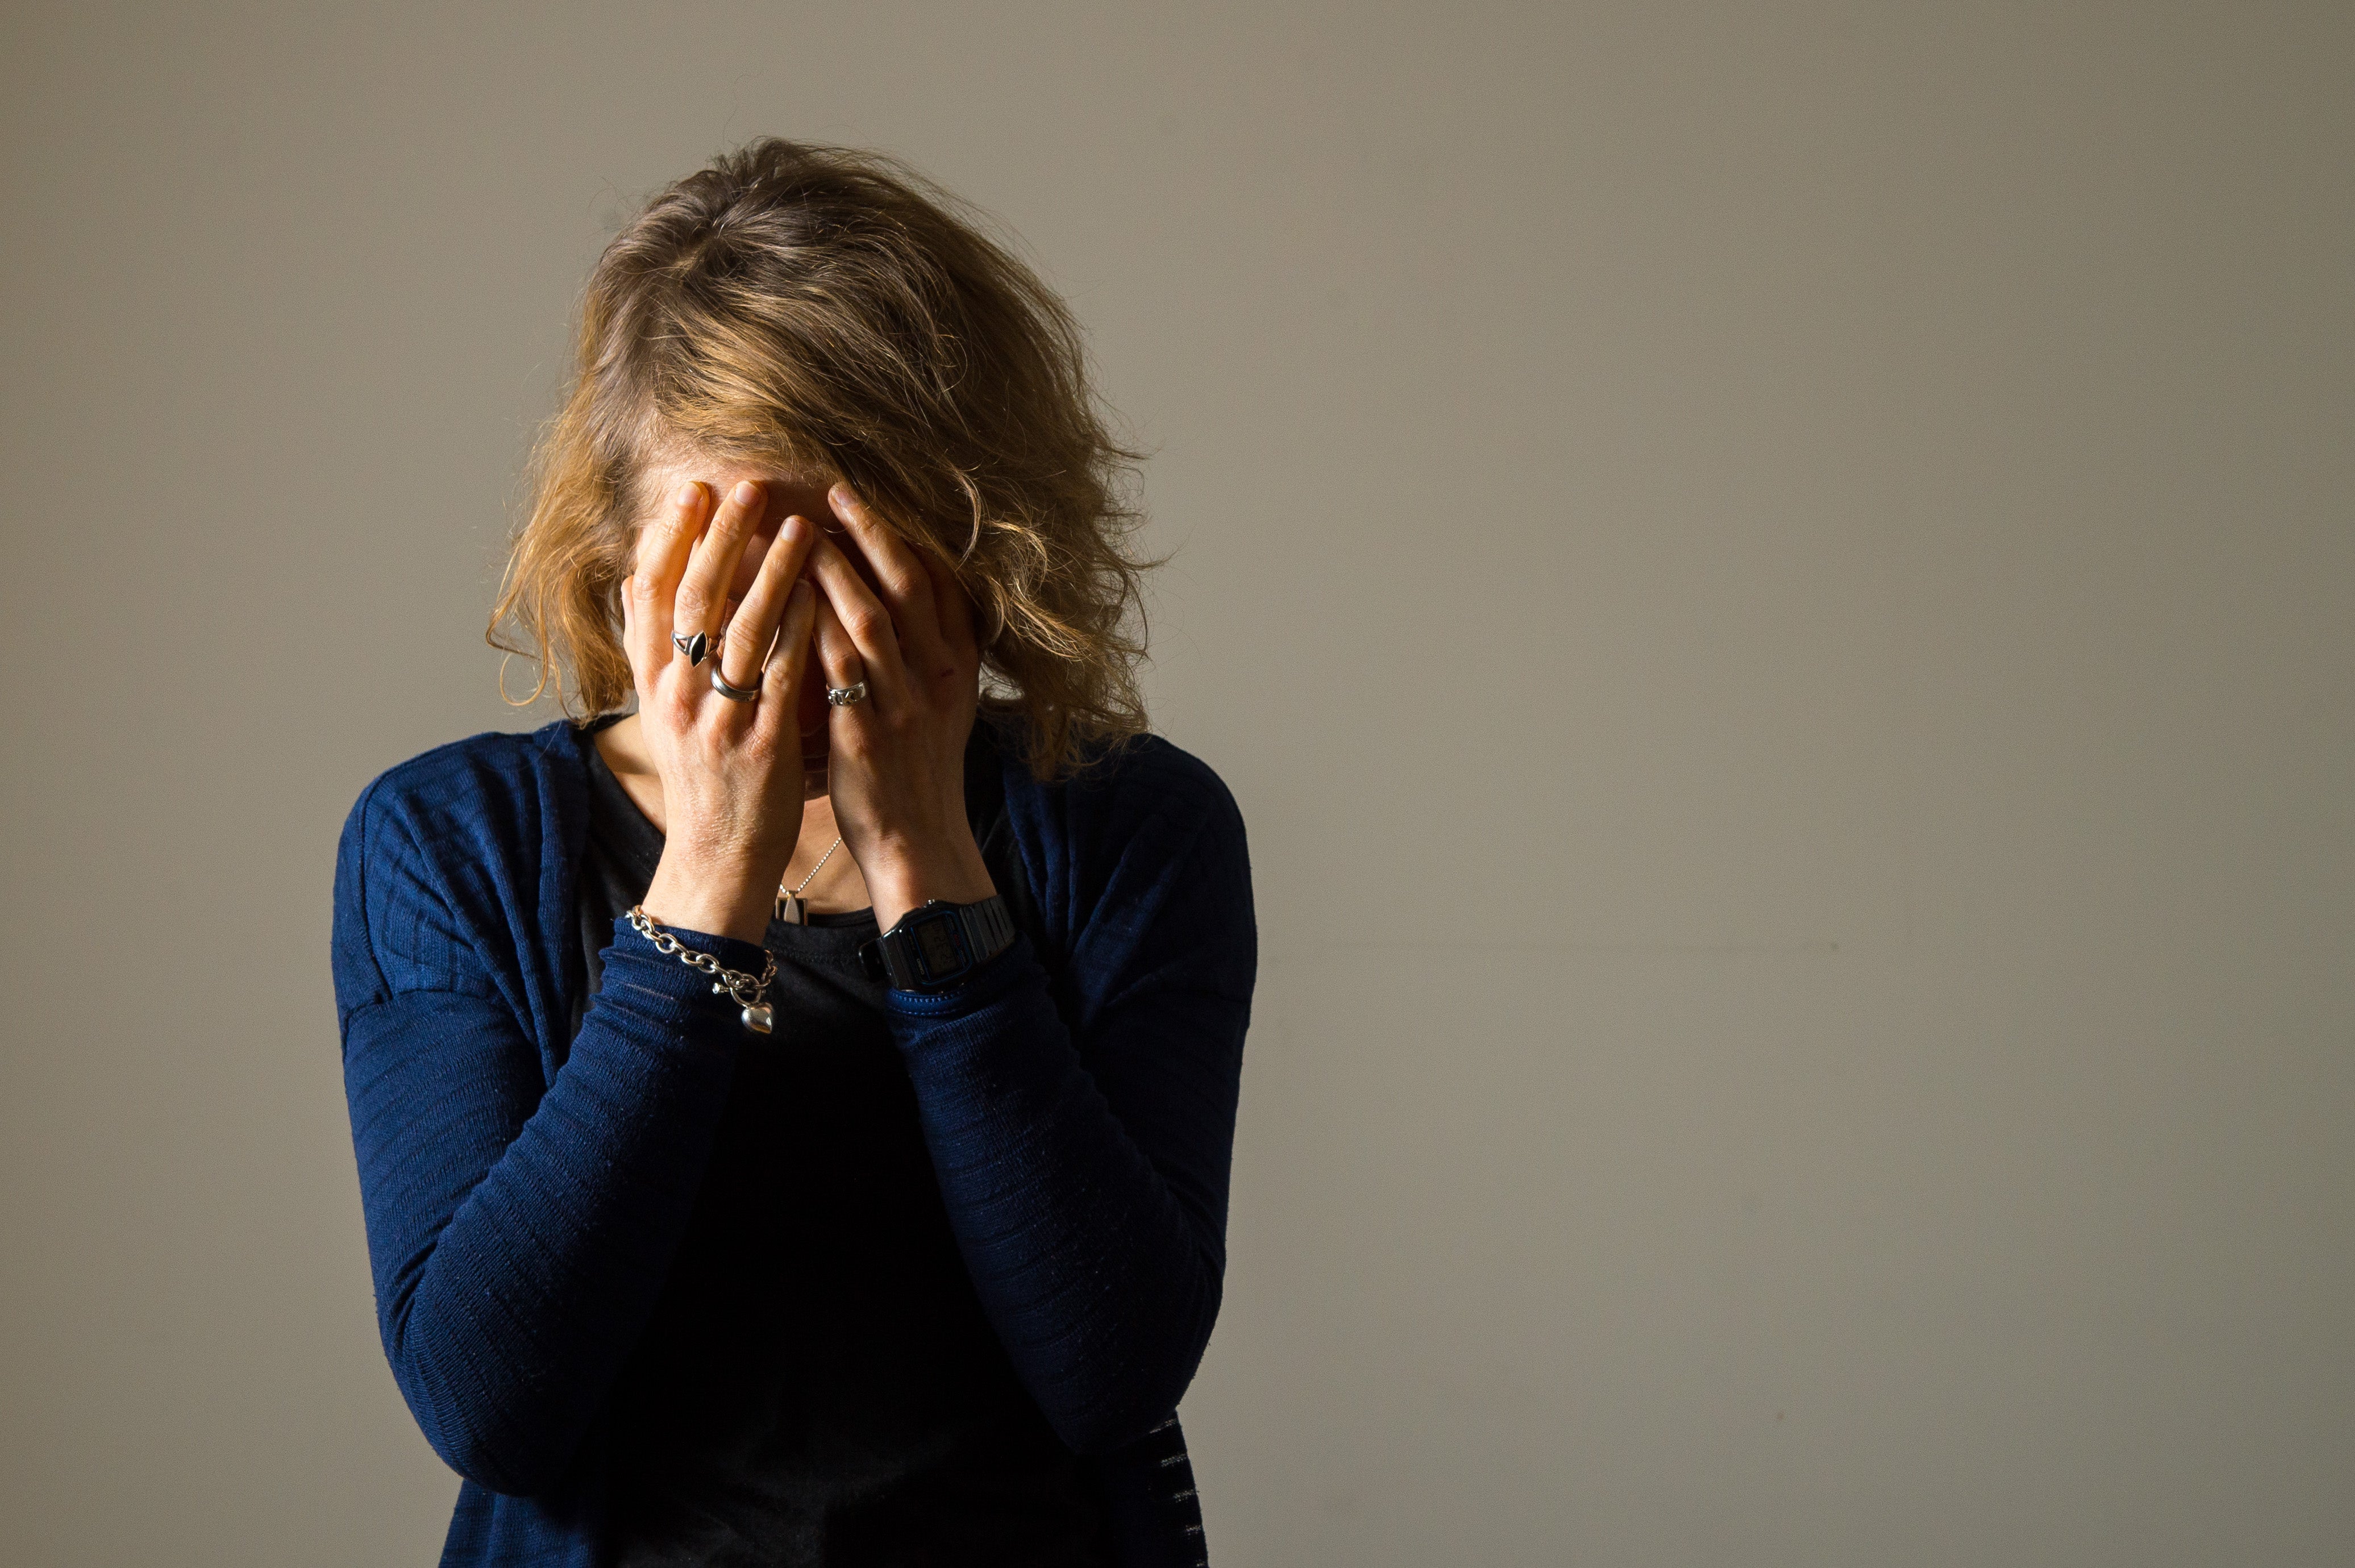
331,716 -> 1254,1566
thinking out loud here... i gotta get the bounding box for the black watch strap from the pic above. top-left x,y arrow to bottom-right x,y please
858,895 -> 1017,992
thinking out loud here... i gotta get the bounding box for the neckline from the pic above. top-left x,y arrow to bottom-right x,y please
560,708 -> 1016,913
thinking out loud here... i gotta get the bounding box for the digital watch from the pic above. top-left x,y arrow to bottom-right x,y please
858,895 -> 1018,992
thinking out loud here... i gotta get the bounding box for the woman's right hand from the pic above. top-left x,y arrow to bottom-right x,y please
623,478 -> 822,942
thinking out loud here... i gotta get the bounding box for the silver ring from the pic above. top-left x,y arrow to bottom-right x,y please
710,663 -> 762,702
825,680 -> 869,708
671,630 -> 710,667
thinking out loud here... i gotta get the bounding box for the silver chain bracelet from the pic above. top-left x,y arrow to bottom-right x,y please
625,904 -> 780,1035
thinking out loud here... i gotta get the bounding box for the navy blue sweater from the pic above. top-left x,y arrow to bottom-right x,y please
330,715 -> 1255,1565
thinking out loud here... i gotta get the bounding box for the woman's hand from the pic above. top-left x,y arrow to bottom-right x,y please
623,479 -> 823,942
807,482 -> 996,933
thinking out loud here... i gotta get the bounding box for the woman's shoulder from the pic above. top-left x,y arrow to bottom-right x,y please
333,719 -> 591,1009
998,723 -> 1243,844
347,719 -> 582,827
338,718 -> 591,893
988,720 -> 1251,942
988,724 -> 1254,996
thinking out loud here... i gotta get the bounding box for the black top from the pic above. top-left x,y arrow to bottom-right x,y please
571,719 -> 1108,1566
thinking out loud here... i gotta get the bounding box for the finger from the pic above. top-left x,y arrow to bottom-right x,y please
628,481 -> 710,677
806,533 -> 910,709
712,514 -> 818,703
755,578 -> 820,742
812,593 -> 872,719
673,479 -> 767,657
919,551 -> 979,665
827,483 -> 946,674
618,571 -> 636,683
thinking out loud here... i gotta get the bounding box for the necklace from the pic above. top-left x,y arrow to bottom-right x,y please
773,834 -> 844,926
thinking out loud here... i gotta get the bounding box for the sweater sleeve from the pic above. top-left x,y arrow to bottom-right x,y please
885,753 -> 1256,1454
332,779 -> 767,1496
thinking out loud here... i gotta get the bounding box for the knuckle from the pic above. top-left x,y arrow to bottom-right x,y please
673,582 -> 714,618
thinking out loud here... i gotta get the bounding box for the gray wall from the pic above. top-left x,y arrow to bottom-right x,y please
4,3 -> 2349,1563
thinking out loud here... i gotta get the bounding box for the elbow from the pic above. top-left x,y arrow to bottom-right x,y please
418,1417 -> 582,1499
1055,1392 -> 1191,1459
386,1329 -> 589,1499
1051,1350 -> 1206,1456
1045,1272 -> 1225,1457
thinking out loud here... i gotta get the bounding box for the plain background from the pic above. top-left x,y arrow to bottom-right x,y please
3,3 -> 2349,1563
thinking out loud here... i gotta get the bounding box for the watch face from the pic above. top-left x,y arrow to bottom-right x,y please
913,910 -> 967,979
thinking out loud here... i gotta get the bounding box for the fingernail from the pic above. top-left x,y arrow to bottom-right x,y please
676,483 -> 704,512
733,481 -> 760,508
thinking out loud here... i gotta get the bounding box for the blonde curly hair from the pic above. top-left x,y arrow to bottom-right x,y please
489,137 -> 1154,780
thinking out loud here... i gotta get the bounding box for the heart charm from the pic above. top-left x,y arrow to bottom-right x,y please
741,1003 -> 774,1035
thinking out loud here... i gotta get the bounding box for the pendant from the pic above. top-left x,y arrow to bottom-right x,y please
775,891 -> 806,925
742,1003 -> 774,1034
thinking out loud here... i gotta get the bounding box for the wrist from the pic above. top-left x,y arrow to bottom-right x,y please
863,833 -> 996,933
643,855 -> 778,944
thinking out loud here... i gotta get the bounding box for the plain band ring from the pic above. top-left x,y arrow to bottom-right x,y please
825,681 -> 869,708
710,663 -> 762,702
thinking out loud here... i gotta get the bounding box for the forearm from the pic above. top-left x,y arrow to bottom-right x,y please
346,921 -> 761,1493
889,944 -> 1238,1453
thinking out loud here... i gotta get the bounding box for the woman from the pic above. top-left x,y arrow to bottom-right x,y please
331,138 -> 1255,1568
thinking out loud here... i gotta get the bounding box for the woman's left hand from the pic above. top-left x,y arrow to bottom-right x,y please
807,482 -> 997,933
